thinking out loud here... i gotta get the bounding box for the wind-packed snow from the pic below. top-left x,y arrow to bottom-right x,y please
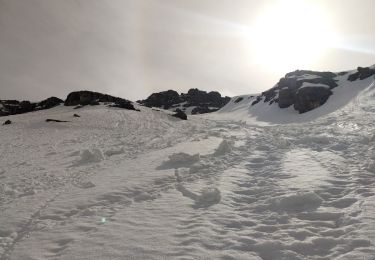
1,78 -> 375,259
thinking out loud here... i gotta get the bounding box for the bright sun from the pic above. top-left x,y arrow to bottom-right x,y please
249,0 -> 337,70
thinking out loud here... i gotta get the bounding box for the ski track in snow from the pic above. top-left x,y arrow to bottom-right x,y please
1,86 -> 375,259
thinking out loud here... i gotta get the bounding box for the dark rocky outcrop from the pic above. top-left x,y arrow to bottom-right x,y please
0,100 -> 36,116
138,90 -> 181,110
182,89 -> 230,108
110,99 -> 138,111
138,88 -> 230,114
251,96 -> 262,106
251,69 -> 339,113
65,91 -> 137,111
278,88 -> 295,108
37,97 -> 63,110
89,100 -> 100,106
285,70 -> 337,80
191,106 -> 219,115
348,67 -> 375,81
64,91 -> 126,106
294,87 -> 333,114
46,119 -> 69,122
1,91 -> 135,117
3,120 -> 11,125
172,109 -> 187,120
73,114 -> 80,117
0,97 -> 63,117
234,97 -> 244,103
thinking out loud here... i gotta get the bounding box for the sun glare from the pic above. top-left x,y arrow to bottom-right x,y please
249,0 -> 337,70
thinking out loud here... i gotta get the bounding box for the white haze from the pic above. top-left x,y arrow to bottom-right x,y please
0,0 -> 375,101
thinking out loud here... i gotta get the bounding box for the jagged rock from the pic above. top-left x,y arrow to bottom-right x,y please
110,100 -> 138,111
294,87 -> 332,114
234,97 -> 244,103
89,100 -> 100,106
251,96 -> 262,106
19,101 -> 35,113
37,97 -> 63,110
285,70 -> 337,79
139,90 -> 181,109
278,88 -> 295,108
46,119 -> 69,122
0,97 -> 63,116
138,88 -> 230,114
0,91 -> 130,117
64,91 -> 126,106
338,71 -> 348,76
183,89 -> 230,107
3,120 -> 11,125
0,111 -> 9,116
2,100 -> 35,115
348,67 -> 375,81
172,109 -> 187,120
2,100 -> 19,105
279,71 -> 338,89
250,69 -> 338,113
191,106 -> 219,115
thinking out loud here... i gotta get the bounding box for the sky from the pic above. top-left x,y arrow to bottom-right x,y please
1,0 -> 375,101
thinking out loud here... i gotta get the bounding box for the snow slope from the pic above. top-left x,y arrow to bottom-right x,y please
214,69 -> 375,125
1,81 -> 375,259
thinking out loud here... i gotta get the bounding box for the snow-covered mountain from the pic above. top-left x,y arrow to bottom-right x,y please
1,64 -> 375,259
215,65 -> 375,124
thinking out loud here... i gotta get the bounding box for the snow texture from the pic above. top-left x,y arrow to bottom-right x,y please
1,76 -> 375,259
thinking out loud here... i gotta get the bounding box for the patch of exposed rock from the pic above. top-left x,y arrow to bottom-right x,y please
64,91 -> 137,111
250,66 -> 375,114
65,91 -> 124,106
348,66 -> 375,81
0,97 -> 63,117
251,70 -> 338,113
138,88 -> 230,114
172,109 -> 187,120
3,120 -> 11,125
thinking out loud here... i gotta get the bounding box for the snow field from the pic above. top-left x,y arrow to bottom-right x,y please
1,79 -> 375,259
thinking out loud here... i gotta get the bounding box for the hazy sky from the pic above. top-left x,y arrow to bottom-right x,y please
1,0 -> 375,101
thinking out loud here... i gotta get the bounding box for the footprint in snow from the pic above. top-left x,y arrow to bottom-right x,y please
174,169 -> 221,208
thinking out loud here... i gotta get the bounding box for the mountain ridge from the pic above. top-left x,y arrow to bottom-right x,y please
1,64 -> 374,118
